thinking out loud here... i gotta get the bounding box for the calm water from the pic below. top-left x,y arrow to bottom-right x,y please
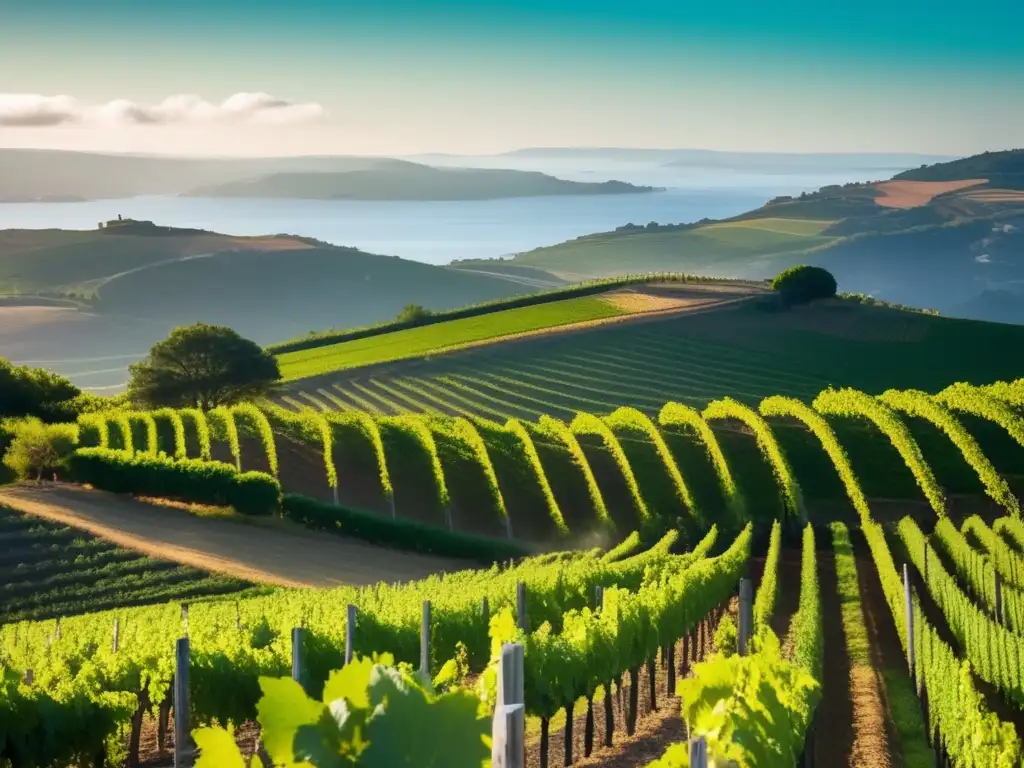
0,166 -> 888,265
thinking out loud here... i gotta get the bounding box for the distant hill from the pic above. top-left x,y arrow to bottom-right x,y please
0,149 -> 654,202
467,149 -> 1024,323
492,147 -> 955,168
894,149 -> 1024,189
0,149 -> 411,202
0,224 -> 533,391
184,165 -> 658,201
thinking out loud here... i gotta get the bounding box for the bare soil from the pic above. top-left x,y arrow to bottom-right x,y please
0,483 -> 467,588
873,179 -> 987,209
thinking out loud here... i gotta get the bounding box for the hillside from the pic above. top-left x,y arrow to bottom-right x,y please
893,148 -> 1024,189
0,149 -> 416,201
0,148 -> 654,202
0,225 -> 533,390
276,295 -> 1024,415
475,149 -> 1024,322
184,165 -> 659,200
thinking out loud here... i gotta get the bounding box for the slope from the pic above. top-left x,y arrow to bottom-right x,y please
278,297 -> 1024,419
0,227 -> 532,391
479,148 -> 1024,321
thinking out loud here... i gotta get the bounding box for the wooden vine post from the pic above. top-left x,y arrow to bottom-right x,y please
738,578 -> 753,656
491,642 -> 525,768
420,600 -> 432,679
174,637 -> 192,767
292,627 -> 304,689
345,604 -> 357,664
689,736 -> 709,768
903,564 -> 916,685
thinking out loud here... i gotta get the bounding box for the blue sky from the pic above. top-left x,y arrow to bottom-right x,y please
2,0 -> 1022,156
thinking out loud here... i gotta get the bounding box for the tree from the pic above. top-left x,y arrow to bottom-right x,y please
0,358 -> 81,421
2,418 -> 78,482
127,324 -> 280,410
771,266 -> 837,306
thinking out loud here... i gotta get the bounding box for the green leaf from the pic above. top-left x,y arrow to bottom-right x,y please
322,656 -> 376,711
256,677 -> 329,766
193,727 -> 246,768
361,687 -> 489,768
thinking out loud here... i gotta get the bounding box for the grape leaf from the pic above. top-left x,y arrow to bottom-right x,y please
193,727 -> 246,768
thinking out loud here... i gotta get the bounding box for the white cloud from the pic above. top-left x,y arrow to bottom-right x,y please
0,92 -> 325,127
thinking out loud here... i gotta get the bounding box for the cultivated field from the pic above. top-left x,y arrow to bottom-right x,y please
278,282 -> 765,381
6,373 -> 1023,766
0,502 -> 253,622
872,179 -> 987,209
279,299 -> 1024,420
0,485 -> 469,588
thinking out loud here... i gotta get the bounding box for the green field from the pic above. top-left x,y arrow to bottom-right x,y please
278,295 -> 627,380
280,300 -> 1024,419
0,505 -> 256,622
507,217 -> 838,278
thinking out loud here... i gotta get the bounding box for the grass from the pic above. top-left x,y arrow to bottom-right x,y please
0,504 -> 257,622
507,217 -> 837,277
278,295 -> 627,381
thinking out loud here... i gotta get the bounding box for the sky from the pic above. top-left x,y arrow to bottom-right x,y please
2,0 -> 1023,157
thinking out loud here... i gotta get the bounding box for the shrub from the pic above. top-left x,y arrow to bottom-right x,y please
771,265 -> 837,306
2,418 -> 79,481
67,448 -> 281,515
281,494 -> 531,563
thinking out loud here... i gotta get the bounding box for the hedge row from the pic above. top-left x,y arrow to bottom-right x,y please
68,448 -> 280,516
280,493 -> 531,563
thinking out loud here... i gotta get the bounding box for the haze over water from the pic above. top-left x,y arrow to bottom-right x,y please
0,164 -> 905,264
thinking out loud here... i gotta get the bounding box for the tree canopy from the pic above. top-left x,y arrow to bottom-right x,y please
127,324 -> 281,410
0,358 -> 81,422
771,266 -> 837,306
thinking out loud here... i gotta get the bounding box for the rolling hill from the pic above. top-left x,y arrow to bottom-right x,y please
275,285 -> 1024,414
0,224 -> 534,390
183,165 -> 659,200
458,149 -> 1024,323
0,148 -> 655,202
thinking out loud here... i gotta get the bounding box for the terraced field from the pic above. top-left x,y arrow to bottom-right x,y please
278,282 -> 762,381
0,503 -> 256,622
278,299 -> 1024,421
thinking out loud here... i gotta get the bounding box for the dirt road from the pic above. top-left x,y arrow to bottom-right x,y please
0,484 -> 468,588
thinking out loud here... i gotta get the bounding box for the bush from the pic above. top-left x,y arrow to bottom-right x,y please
281,494 -> 532,563
67,448 -> 281,515
1,418 -> 79,481
771,265 -> 837,306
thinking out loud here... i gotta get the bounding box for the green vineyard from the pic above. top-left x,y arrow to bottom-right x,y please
2,373 -> 1024,765
0,506 -> 255,623
70,379 -> 1024,544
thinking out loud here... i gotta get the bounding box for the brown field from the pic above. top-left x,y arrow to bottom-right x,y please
873,179 -> 987,208
602,282 -> 765,313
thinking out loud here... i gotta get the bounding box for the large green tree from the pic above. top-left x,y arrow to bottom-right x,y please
127,324 -> 281,410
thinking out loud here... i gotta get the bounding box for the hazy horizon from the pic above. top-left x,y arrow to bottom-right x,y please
3,1 -> 1023,158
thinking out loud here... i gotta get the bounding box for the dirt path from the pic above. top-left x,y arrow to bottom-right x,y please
0,484 -> 468,588
853,530 -> 933,767
813,550 -> 857,766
